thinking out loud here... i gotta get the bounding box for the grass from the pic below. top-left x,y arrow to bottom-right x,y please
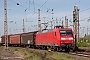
77,41 -> 87,47
0,46 -> 4,49
0,58 -> 3,60
45,52 -> 75,60
0,46 -> 76,60
29,49 -> 76,60
77,38 -> 90,47
8,47 -> 41,60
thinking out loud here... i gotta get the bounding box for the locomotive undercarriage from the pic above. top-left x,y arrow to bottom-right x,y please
60,44 -> 76,52
32,44 -> 76,52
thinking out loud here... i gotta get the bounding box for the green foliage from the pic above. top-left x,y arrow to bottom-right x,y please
8,47 -> 41,60
0,46 -> 76,60
46,52 -> 75,60
9,47 -> 76,60
77,38 -> 90,47
77,41 -> 87,47
0,46 -> 4,49
87,38 -> 90,42
0,58 -> 3,60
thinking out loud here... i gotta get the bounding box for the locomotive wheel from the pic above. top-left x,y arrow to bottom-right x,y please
65,47 -> 70,52
52,47 -> 56,51
51,46 -> 56,51
56,47 -> 59,52
42,46 -> 47,50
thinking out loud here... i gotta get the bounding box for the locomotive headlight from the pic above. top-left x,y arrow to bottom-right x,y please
68,38 -> 73,40
61,38 -> 66,40
61,38 -> 73,40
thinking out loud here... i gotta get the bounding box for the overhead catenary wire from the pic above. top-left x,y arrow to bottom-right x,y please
28,0 -> 49,19
39,0 -> 48,9
60,7 -> 90,21
9,0 -> 49,19
24,9 -> 27,21
33,0 -> 35,13
8,0 -> 76,20
9,0 -> 35,13
58,0 -> 90,19
7,0 -> 90,24
28,0 -> 31,10
9,0 -> 27,9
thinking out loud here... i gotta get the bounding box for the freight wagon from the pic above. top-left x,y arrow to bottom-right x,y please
9,34 -> 21,46
0,31 -> 37,47
0,35 -> 10,46
0,34 -> 21,46
21,31 -> 37,47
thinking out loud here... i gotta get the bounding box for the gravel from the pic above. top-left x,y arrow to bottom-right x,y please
0,48 -> 23,60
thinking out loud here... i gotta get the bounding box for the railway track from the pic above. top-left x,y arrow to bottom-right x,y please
69,52 -> 90,58
59,51 -> 90,60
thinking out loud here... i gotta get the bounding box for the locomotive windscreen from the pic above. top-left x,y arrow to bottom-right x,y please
60,30 -> 72,36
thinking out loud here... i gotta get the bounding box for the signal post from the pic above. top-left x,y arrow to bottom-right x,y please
73,6 -> 80,45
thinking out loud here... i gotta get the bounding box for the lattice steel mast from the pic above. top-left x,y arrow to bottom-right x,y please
38,9 -> 41,32
4,0 -> 8,49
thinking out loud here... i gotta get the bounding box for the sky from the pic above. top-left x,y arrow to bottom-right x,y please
0,0 -> 90,37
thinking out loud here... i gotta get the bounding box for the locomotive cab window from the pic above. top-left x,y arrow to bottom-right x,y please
60,30 -> 72,36
66,30 -> 72,35
60,30 -> 66,36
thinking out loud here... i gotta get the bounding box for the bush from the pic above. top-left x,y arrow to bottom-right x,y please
77,38 -> 88,47
77,42 -> 87,47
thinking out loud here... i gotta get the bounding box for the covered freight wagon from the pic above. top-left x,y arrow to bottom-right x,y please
21,31 -> 37,46
1,31 -> 38,46
9,34 -> 21,45
1,35 -> 10,45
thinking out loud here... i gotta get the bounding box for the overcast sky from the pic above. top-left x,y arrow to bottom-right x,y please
0,0 -> 90,37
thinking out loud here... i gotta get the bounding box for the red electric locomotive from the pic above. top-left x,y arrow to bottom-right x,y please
35,26 -> 75,51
